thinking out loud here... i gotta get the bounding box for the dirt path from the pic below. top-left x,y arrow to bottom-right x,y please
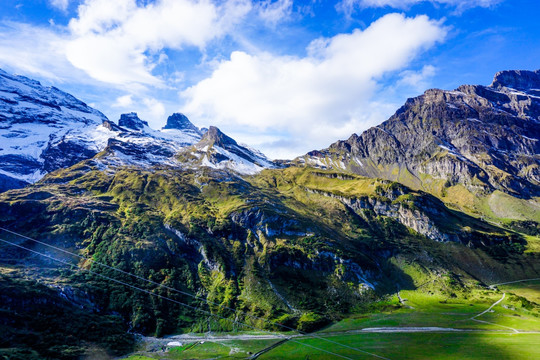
489,278 -> 540,288
469,293 -> 519,333
248,339 -> 290,359
141,324 -> 528,348
470,293 -> 506,320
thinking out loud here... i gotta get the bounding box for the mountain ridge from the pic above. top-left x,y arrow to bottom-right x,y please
299,69 -> 540,219
0,68 -> 276,191
0,68 -> 539,360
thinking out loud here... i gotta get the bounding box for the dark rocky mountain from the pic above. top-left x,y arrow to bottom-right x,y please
299,70 -> 540,210
118,112 -> 149,130
163,112 -> 202,135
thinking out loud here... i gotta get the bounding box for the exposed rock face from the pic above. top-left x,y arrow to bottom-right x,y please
300,69 -> 540,197
304,185 -> 457,243
177,126 -> 277,175
163,113 -> 201,135
118,112 -> 148,131
203,126 -> 238,147
230,206 -> 312,238
491,70 -> 540,91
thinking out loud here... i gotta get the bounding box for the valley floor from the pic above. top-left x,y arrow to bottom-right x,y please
125,280 -> 540,360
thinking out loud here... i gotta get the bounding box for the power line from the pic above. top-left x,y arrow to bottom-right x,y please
0,233 -> 390,360
0,236 -> 391,360
0,226 -> 390,360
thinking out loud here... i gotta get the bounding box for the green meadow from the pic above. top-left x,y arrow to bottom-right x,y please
126,282 -> 540,360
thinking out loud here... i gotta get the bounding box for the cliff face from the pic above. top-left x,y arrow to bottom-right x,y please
300,70 -> 540,198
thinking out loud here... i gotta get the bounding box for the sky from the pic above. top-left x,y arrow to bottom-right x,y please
0,0 -> 539,159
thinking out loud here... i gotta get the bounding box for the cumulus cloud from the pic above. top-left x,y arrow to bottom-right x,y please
397,64 -> 436,91
112,94 -> 134,108
65,0 -> 252,86
0,22 -> 74,81
50,0 -> 70,12
338,0 -> 502,15
108,94 -> 166,127
142,97 -> 167,123
181,13 -> 447,158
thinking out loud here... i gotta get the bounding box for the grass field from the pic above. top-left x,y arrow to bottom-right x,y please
126,284 -> 540,360
498,280 -> 540,303
126,338 -> 283,360
259,333 -> 540,360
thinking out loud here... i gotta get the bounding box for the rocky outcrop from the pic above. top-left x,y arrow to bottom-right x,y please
177,126 -> 276,175
230,206 -> 312,238
118,112 -> 148,131
304,186 -> 458,242
491,69 -> 540,91
300,69 -> 540,197
163,113 -> 201,135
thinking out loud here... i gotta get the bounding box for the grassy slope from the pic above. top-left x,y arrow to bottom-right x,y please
1,164 -> 540,359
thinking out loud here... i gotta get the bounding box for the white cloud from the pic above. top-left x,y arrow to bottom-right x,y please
65,0 -> 252,86
257,0 -> 293,25
106,95 -> 167,128
0,22 -> 74,81
338,0 -> 502,15
142,98 -> 167,123
397,64 -> 436,91
50,0 -> 69,12
113,94 -> 134,108
181,13 -> 447,158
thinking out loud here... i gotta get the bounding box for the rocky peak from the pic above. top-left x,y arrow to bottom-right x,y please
300,69 -> 540,197
491,69 -> 540,91
163,113 -> 200,134
177,125 -> 275,174
201,126 -> 238,147
118,112 -> 148,131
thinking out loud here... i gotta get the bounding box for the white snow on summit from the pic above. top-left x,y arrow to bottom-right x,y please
0,69 -> 276,191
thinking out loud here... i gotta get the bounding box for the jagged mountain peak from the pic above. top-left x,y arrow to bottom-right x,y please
118,112 -> 149,131
176,126 -> 276,175
300,69 -> 540,199
163,112 -> 201,135
491,69 -> 540,91
201,126 -> 238,147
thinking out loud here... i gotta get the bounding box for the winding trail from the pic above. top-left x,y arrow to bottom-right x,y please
470,293 -> 506,320
469,293 -> 519,333
489,277 -> 540,288
144,279 -> 540,356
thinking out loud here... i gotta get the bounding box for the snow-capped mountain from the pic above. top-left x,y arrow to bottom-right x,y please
177,126 -> 275,175
93,113 -> 276,175
0,69 -> 109,191
94,112 -> 203,168
0,69 -> 276,192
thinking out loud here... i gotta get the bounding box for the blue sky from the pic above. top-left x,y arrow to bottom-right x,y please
0,0 -> 539,158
